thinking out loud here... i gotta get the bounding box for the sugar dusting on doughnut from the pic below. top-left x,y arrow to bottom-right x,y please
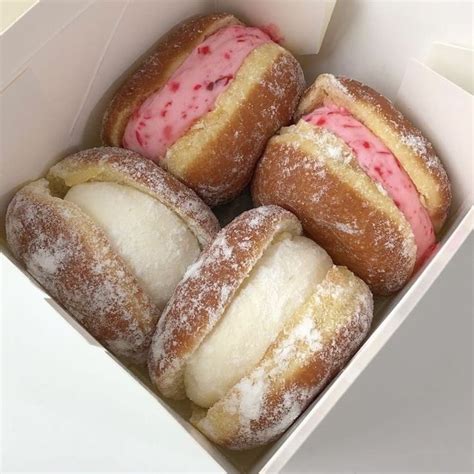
48,147 -> 220,248
295,74 -> 451,232
148,206 -> 302,399
252,121 -> 417,294
194,266 -> 373,449
6,179 -> 159,364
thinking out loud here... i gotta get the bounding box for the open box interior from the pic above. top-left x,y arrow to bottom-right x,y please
1,1 -> 472,472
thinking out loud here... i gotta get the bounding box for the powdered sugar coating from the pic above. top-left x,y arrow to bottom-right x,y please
194,266 -> 373,449
47,147 -> 220,248
5,179 -> 159,364
148,205 -> 302,399
295,74 -> 451,232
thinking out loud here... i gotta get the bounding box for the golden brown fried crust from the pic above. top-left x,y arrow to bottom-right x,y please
295,74 -> 451,231
252,123 -> 416,295
5,179 -> 159,364
148,206 -> 302,399
102,13 -> 240,147
192,266 -> 373,449
163,48 -> 305,206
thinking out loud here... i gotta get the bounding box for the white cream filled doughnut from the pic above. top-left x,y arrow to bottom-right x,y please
184,234 -> 332,407
149,206 -> 373,449
6,148 -> 219,363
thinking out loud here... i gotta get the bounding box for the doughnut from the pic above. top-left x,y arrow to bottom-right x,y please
5,147 -> 219,363
252,74 -> 451,294
148,206 -> 373,449
102,13 -> 305,206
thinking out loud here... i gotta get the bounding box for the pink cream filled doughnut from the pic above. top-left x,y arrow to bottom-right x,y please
252,74 -> 451,294
103,13 -> 305,206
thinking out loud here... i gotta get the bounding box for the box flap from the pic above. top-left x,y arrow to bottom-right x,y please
425,42 -> 473,94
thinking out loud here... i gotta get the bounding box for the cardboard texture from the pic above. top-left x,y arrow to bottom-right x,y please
1,1 -> 473,472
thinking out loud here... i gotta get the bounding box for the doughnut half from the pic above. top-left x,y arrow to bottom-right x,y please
148,206 -> 373,449
47,147 -> 220,246
102,13 -> 305,206
6,148 -> 219,363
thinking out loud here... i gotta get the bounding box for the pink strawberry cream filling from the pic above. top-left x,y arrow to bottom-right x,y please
123,25 -> 271,160
304,104 -> 436,264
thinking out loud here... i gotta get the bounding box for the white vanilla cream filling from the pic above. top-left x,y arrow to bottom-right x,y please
65,182 -> 200,311
184,234 -> 332,408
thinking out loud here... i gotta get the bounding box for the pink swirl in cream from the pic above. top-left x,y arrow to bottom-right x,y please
304,105 -> 436,264
123,25 -> 271,160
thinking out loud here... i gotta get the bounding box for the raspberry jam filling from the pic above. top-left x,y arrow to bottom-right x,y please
123,25 -> 271,160
304,104 -> 436,264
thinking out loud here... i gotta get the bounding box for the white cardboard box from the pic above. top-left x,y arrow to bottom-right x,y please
1,1 -> 473,472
